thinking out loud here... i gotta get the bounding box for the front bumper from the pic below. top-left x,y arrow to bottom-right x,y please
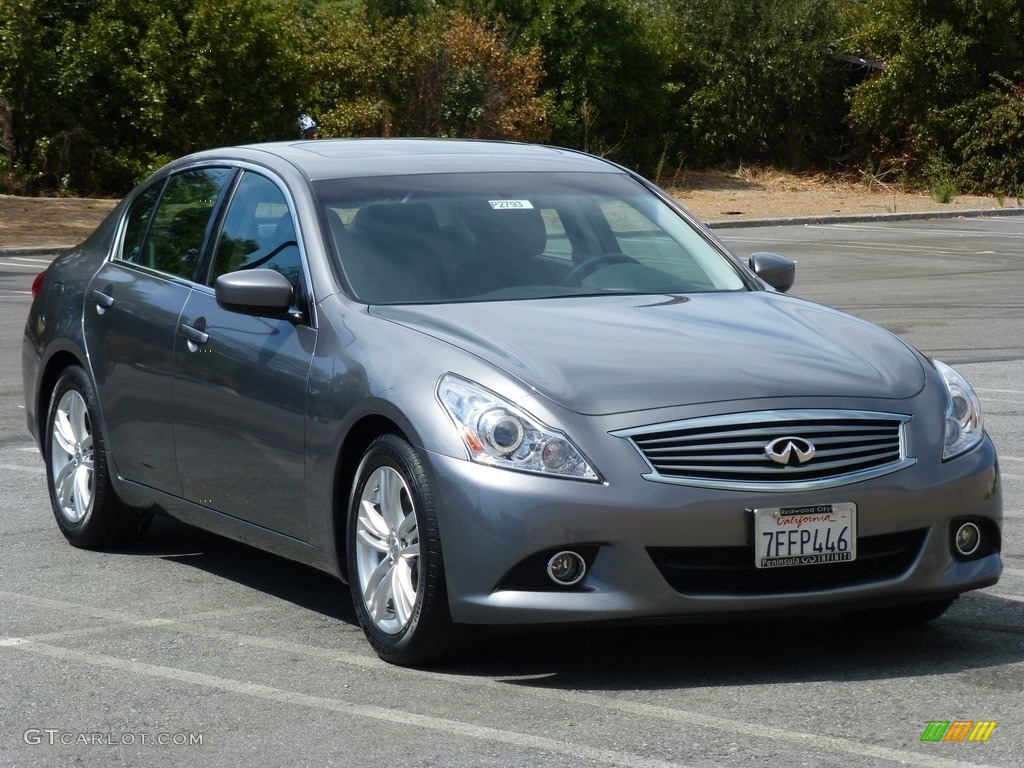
426,435 -> 1001,625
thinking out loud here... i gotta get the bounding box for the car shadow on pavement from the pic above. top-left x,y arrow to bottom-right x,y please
125,514 -> 357,625
123,515 -> 1022,688
459,594 -> 1024,689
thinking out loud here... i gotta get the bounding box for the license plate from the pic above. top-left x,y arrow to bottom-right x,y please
754,503 -> 857,568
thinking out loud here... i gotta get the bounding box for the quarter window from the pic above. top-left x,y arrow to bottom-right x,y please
119,183 -> 161,265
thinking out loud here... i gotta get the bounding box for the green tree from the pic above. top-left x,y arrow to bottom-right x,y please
847,0 -> 1024,186
0,0 -> 94,190
0,0 -> 310,194
300,6 -> 416,137
303,6 -> 547,142
441,0 -> 677,171
672,0 -> 850,168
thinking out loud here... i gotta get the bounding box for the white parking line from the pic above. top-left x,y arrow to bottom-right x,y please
810,222 -> 1024,238
8,257 -> 57,265
1,637 -> 687,768
0,463 -> 45,475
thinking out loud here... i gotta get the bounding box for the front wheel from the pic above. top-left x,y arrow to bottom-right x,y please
347,434 -> 476,665
45,366 -> 150,548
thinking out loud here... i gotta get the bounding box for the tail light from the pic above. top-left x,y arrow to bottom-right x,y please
31,270 -> 47,298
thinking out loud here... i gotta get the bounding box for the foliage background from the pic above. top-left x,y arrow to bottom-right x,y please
0,0 -> 1021,196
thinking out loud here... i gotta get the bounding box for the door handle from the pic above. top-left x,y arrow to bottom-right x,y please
179,322 -> 209,349
90,288 -> 114,315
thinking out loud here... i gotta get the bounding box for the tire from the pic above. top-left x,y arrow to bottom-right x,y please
841,596 -> 955,627
347,434 -> 476,665
44,366 -> 150,549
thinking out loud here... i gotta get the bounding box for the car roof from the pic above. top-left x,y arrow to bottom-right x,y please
182,138 -> 626,181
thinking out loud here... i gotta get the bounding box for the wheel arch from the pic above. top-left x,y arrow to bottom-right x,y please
331,413 -> 411,582
36,349 -> 88,457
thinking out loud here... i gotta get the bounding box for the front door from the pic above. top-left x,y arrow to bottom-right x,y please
172,171 -> 315,539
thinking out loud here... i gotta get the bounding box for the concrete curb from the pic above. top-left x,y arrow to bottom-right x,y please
0,245 -> 75,258
705,206 -> 1024,229
3,206 -> 1023,258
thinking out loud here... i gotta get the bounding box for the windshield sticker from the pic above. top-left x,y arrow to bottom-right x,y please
488,200 -> 534,210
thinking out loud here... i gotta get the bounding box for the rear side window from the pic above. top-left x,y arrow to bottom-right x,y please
119,168 -> 232,280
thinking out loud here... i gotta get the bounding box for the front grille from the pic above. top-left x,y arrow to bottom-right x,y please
613,409 -> 914,491
648,529 -> 927,596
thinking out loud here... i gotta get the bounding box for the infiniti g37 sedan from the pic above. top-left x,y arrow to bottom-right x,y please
22,139 -> 1002,665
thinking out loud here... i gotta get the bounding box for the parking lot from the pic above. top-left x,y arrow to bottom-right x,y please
2,215 -> 1022,767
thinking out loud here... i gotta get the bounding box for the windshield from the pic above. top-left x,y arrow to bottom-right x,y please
314,172 -> 748,304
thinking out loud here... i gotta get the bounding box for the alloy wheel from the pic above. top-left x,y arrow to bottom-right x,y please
49,389 -> 94,524
354,465 -> 421,635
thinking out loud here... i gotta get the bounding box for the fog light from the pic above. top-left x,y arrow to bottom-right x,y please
954,522 -> 982,557
546,551 -> 587,586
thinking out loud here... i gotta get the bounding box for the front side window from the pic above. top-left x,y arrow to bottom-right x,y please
210,171 -> 302,298
120,168 -> 232,280
315,172 -> 747,304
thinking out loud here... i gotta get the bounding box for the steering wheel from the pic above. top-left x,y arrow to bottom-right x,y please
561,252 -> 641,285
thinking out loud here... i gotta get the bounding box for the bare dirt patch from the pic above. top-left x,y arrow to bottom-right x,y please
2,169 -> 1017,250
1,194 -> 119,249
668,168 -> 1014,222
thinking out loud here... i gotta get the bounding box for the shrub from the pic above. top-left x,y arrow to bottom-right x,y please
948,77 -> 1024,196
847,0 -> 1024,189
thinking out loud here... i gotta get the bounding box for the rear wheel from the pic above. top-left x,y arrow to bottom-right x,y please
45,366 -> 150,548
348,434 -> 476,665
841,597 -> 955,626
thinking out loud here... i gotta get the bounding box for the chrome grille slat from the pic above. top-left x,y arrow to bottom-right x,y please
612,409 -> 914,491
637,422 -> 894,441
643,444 -> 900,462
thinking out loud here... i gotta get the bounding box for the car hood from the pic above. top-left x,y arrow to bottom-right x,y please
371,292 -> 926,415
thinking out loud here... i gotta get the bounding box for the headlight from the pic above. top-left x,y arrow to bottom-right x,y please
437,374 -> 600,481
935,360 -> 984,460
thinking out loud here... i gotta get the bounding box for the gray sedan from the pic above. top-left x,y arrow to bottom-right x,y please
22,139 -> 1002,665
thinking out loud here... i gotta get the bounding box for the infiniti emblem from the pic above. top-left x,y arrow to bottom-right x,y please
765,436 -> 816,466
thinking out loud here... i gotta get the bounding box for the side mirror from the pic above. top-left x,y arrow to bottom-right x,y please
215,269 -> 294,315
749,251 -> 796,293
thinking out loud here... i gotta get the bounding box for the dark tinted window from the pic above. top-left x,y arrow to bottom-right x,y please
131,168 -> 232,280
119,182 -> 162,265
210,172 -> 302,297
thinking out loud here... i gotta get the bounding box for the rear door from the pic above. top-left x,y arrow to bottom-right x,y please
172,170 -> 316,539
84,167 -> 233,493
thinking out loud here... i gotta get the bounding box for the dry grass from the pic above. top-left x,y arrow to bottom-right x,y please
665,166 -> 1009,222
